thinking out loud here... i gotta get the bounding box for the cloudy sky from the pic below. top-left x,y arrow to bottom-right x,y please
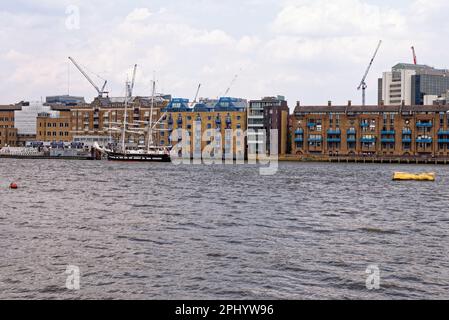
0,0 -> 448,107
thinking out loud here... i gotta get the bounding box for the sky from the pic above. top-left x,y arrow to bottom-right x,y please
0,0 -> 448,107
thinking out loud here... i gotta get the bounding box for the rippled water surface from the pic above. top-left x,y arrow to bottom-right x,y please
1,159 -> 449,299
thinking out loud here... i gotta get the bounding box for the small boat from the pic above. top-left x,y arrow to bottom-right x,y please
393,172 -> 436,181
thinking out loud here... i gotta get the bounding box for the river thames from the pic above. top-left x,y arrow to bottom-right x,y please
0,159 -> 448,299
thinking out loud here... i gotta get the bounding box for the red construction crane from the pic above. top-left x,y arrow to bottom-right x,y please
411,46 -> 417,65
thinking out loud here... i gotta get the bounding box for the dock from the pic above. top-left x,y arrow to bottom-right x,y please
0,154 -> 96,160
280,155 -> 449,165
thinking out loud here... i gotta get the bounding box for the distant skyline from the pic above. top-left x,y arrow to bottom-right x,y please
1,0 -> 448,107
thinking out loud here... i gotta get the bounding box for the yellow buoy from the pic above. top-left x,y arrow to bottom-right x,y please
393,172 -> 436,181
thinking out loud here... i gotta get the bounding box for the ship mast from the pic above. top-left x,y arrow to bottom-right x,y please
147,79 -> 156,152
121,82 -> 129,152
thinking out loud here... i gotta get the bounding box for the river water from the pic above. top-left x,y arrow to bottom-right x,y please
0,159 -> 448,300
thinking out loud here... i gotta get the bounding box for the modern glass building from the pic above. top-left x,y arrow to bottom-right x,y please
412,74 -> 449,105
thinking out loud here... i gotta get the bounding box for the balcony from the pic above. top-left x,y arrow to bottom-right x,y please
416,122 -> 433,128
295,129 -> 304,135
307,122 -> 316,128
308,137 -> 323,142
381,138 -> 395,143
381,130 -> 395,135
402,138 -> 412,143
402,129 -> 412,135
327,129 -> 341,135
438,130 -> 449,135
416,138 -> 433,143
294,137 -> 304,143
438,138 -> 449,143
361,137 -> 376,143
327,138 -> 341,143
347,137 -> 356,143
360,122 -> 370,127
347,129 -> 356,134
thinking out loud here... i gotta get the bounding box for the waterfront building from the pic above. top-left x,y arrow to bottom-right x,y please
36,110 -> 72,143
379,63 -> 449,105
69,96 -> 168,147
0,105 -> 20,147
292,101 -> 449,159
14,101 -> 51,137
247,96 -> 289,157
159,97 -> 247,158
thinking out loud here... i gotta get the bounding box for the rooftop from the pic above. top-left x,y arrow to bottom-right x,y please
162,97 -> 248,113
0,105 -> 22,111
294,103 -> 449,114
392,63 -> 449,76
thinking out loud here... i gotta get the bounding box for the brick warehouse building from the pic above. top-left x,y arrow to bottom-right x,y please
17,96 -> 169,146
160,97 -> 248,159
292,101 -> 449,159
0,105 -> 20,147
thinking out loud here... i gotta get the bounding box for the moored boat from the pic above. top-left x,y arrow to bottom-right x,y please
97,145 -> 171,162
95,70 -> 171,163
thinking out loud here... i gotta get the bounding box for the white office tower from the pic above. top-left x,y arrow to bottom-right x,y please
14,102 -> 51,135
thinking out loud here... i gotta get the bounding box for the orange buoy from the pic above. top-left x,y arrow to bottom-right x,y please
9,183 -> 18,189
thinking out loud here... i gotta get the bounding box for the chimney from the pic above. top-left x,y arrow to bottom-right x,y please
296,101 -> 301,107
401,100 -> 405,107
348,100 -> 352,106
380,100 -> 385,106
328,101 -> 332,107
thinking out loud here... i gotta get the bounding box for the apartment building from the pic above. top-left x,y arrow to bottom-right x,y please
292,102 -> 449,158
36,110 -> 72,143
247,96 -> 289,157
159,97 -> 247,158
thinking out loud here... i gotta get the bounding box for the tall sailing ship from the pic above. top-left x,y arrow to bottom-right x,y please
95,68 -> 171,162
